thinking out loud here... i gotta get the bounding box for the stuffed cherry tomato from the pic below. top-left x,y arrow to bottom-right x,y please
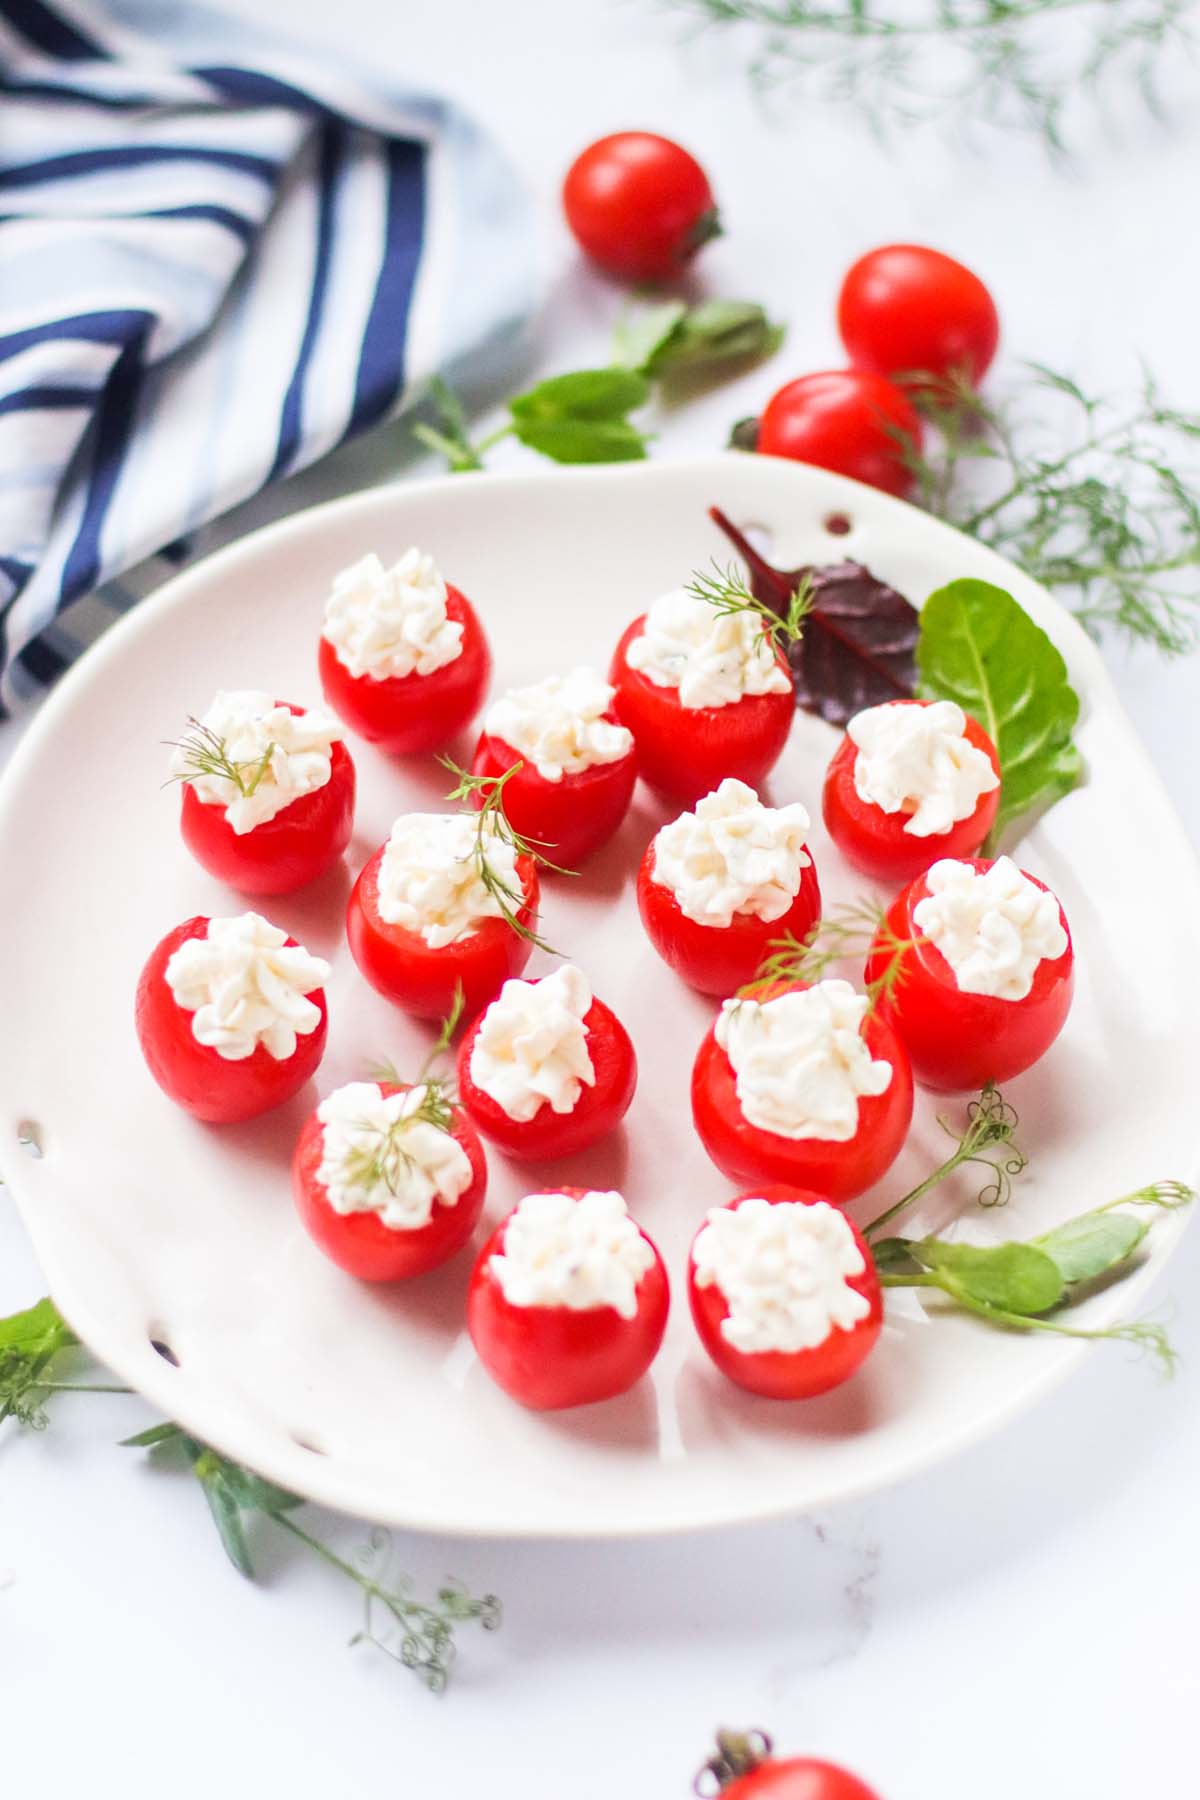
866,855 -> 1073,1092
292,1079 -> 486,1281
171,690 -> 354,896
346,810 -> 540,1021
562,131 -> 718,282
135,912 -> 329,1123
469,667 -> 637,866
822,697 -> 1000,885
456,964 -> 636,1161
467,1186 -> 669,1410
756,369 -> 922,499
688,1188 -> 882,1400
691,979 -> 913,1202
638,777 -> 821,996
838,242 -> 1000,389
700,1731 -> 882,1800
610,587 -> 794,804
318,547 -> 491,754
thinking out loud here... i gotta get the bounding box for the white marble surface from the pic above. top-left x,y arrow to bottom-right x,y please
3,3 -> 1200,1794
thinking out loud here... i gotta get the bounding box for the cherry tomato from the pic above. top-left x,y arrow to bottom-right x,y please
346,841 -> 540,1022
822,699 -> 1000,885
562,131 -> 718,283
291,1083 -> 487,1281
135,916 -> 328,1123
317,584 -> 491,755
609,616 -> 794,805
637,838 -> 822,997
866,858 -> 1073,1091
469,721 -> 637,867
757,370 -> 922,499
179,705 -> 355,897
691,987 -> 913,1202
688,1187 -> 882,1400
467,1186 -> 669,1410
457,982 -> 637,1161
718,1748 -> 882,1800
838,243 -> 1000,388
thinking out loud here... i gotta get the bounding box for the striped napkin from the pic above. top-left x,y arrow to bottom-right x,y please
0,0 -> 537,717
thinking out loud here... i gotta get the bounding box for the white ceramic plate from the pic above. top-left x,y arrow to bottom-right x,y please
2,454 -> 1198,1538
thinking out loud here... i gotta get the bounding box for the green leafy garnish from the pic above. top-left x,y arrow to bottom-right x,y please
686,559 -> 813,651
165,718 -> 274,797
863,1082 -> 1026,1241
917,577 -> 1082,851
742,896 -> 918,1011
439,756 -> 574,953
619,298 -> 785,382
508,367 -> 652,463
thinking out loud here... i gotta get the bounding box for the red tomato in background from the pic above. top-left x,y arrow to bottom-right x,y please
135,916 -> 328,1123
609,615 -> 794,804
822,699 -> 1001,885
467,1187 -> 669,1410
838,244 -> 1000,388
562,131 -> 718,282
757,370 -> 922,498
469,723 -> 637,867
318,585 -> 491,755
457,983 -> 638,1161
291,1083 -> 488,1281
723,1755 -> 883,1800
346,840 -> 540,1021
179,706 -> 355,897
637,838 -> 822,998
866,858 -> 1073,1092
688,1188 -> 882,1400
691,988 -> 913,1202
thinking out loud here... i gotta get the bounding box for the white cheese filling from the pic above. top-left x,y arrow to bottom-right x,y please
488,1189 -> 655,1319
469,965 -> 596,1122
651,777 -> 811,927
913,856 -> 1068,1001
624,587 -> 792,710
715,980 -> 892,1142
321,548 -> 463,681
172,689 -> 342,834
165,913 -> 329,1061
692,1196 -> 872,1354
315,1082 -> 472,1230
484,667 -> 633,783
376,812 -> 523,949
848,700 -> 999,838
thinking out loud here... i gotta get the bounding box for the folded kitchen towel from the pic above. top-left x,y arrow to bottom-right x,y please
0,0 -> 537,717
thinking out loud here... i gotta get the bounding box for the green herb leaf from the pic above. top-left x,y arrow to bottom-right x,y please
1032,1210 -> 1150,1287
612,300 -> 687,373
642,299 -> 784,379
219,1462 -> 305,1515
869,1237 -> 925,1279
509,417 -> 649,464
195,1456 -> 256,1579
119,1420 -> 185,1449
509,368 -> 650,423
0,1295 -> 74,1353
917,577 -> 1082,849
911,1238 -> 1066,1316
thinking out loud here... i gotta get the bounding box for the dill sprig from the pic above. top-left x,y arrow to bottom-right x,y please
165,717 -> 275,797
339,1083 -> 457,1197
686,559 -> 814,650
439,756 -> 574,954
741,897 -> 918,1009
904,364 -> 1200,654
669,0 -> 1191,155
864,1082 -> 1027,1237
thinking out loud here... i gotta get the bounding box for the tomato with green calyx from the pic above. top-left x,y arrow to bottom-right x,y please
563,132 -> 719,283
756,371 -> 921,498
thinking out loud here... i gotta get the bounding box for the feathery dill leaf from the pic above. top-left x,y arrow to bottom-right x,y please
439,756 -> 574,953
165,718 -> 275,796
686,559 -> 814,649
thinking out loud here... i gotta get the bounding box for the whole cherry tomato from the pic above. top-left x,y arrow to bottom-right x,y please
562,131 -> 718,282
838,244 -> 1000,388
469,719 -> 637,867
697,1729 -> 883,1800
756,371 -> 922,499
637,838 -> 822,998
318,584 -> 491,755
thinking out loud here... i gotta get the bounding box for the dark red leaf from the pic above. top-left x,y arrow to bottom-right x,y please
709,505 -> 919,727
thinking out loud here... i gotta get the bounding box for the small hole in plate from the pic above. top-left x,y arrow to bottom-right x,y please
15,1120 -> 44,1159
737,521 -> 774,557
149,1336 -> 180,1368
823,511 -> 852,537
291,1431 -> 327,1456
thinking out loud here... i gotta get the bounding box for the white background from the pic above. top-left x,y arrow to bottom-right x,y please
3,3 -> 1200,1795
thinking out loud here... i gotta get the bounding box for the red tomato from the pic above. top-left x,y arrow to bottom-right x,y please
688,1187 -> 882,1400
467,1186 -> 669,1410
346,840 -> 540,1022
456,983 -> 637,1161
562,131 -> 718,283
291,1083 -> 487,1281
317,585 -> 491,755
609,616 -> 794,805
822,699 -> 1000,885
839,243 -> 1000,388
469,723 -> 637,867
637,837 -> 822,997
691,988 -> 913,1202
135,916 -> 328,1122
179,708 -> 355,898
757,370 -> 922,499
866,858 -> 1073,1091
724,1755 -> 882,1800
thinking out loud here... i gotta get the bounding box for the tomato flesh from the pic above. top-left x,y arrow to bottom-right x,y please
317,586 -> 491,755
839,242 -> 1000,388
469,724 -> 637,866
757,370 -> 923,499
866,858 -> 1073,1091
135,916 -> 328,1122
637,840 -> 822,997
562,131 -> 716,282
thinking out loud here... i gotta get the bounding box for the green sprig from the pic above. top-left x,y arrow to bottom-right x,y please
863,1082 -> 1026,1239
741,897 -> 917,1010
439,756 -> 574,954
686,559 -> 814,650
165,718 -> 275,797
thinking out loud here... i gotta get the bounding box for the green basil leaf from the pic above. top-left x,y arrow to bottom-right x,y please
914,1238 -> 1065,1316
220,1463 -> 304,1515
1032,1209 -> 1149,1286
646,299 -> 784,377
508,368 -> 650,424
510,417 -> 649,463
917,578 -> 1082,847
612,301 -> 687,373
0,1296 -> 74,1354
198,1471 -> 255,1579
120,1420 -> 185,1449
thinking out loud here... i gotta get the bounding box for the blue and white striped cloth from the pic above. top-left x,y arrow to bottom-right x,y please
0,0 -> 537,716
